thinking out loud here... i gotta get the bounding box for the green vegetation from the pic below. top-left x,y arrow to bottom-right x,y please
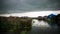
0,16 -> 32,34
21,31 -> 27,34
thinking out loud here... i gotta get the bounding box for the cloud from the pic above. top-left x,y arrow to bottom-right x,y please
0,0 -> 60,14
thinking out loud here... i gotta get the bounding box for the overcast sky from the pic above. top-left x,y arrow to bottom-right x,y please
0,0 -> 60,14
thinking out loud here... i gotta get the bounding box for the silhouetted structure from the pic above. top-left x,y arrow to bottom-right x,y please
54,14 -> 60,26
43,16 -> 48,22
38,16 -> 43,21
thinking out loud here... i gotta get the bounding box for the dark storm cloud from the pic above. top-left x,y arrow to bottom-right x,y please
0,0 -> 8,14
0,0 -> 60,14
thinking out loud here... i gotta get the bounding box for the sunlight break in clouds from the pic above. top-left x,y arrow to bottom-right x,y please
0,11 -> 60,17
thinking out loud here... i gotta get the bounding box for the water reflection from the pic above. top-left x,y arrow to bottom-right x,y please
27,19 -> 58,34
32,19 -> 50,27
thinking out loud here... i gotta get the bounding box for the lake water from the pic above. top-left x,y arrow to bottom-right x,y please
26,19 -> 58,34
